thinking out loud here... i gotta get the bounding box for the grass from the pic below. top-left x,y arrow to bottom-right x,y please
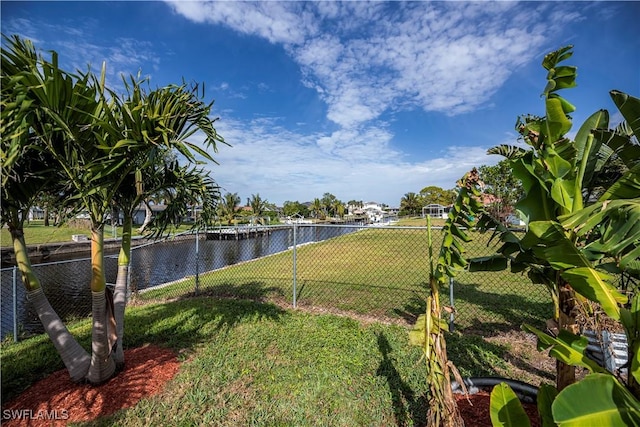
1,296 -> 534,426
1,222 -> 554,424
135,227 -> 552,333
0,221 -> 193,247
394,216 -> 446,227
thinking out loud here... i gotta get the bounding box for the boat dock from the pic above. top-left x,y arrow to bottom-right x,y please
205,227 -> 274,240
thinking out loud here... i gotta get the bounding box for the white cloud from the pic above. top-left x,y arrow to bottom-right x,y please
163,1 -> 582,204
204,117 -> 498,206
6,2 -> 596,207
167,1 -> 566,126
166,1 -> 316,44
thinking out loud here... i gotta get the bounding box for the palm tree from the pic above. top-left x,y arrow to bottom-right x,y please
29,61 -> 125,384
218,192 -> 240,225
309,198 -> 323,219
2,35 -> 226,384
102,75 -> 225,368
332,200 -> 345,219
1,35 -> 92,381
400,192 -> 421,216
249,193 -> 266,224
321,192 -> 337,217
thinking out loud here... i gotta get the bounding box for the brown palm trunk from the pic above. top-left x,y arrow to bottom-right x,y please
556,282 -> 578,390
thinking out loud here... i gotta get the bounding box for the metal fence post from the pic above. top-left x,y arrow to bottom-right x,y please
12,266 -> 18,342
195,228 -> 200,294
292,223 -> 297,309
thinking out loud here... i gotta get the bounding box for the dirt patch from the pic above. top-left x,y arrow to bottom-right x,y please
1,345 -> 180,427
485,330 -> 556,387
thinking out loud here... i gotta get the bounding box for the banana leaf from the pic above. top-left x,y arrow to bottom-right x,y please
552,374 -> 640,426
610,90 -> 640,139
490,382 -> 531,427
599,163 -> 640,201
537,384 -> 559,427
522,325 -> 606,374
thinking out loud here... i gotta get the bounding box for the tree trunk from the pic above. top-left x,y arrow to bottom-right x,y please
138,200 -> 153,233
426,296 -> 463,427
86,291 -> 116,384
27,289 -> 92,381
11,226 -> 90,381
628,293 -> 640,400
86,226 -> 116,384
112,215 -> 133,368
556,283 -> 578,391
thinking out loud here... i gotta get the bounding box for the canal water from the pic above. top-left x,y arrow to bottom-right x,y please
1,225 -> 361,338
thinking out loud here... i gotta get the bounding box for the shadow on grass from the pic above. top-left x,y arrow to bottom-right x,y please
376,332 -> 427,427
179,280 -> 286,303
124,284 -> 287,350
445,333 -> 512,378
295,278 -> 423,317
393,282 -> 552,335
1,287 -> 286,403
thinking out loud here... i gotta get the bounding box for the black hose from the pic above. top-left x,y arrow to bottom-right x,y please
451,377 -> 539,404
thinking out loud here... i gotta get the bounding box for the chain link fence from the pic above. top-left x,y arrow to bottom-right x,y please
1,224 -> 552,342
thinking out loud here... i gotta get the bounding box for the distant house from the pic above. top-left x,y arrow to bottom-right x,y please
28,207 -> 46,221
131,203 -> 167,225
348,201 -> 396,223
422,204 -> 447,219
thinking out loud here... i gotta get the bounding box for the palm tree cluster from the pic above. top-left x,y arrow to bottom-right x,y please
1,35 -> 226,383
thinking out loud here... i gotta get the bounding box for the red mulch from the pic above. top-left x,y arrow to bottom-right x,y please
455,391 -> 541,427
3,344 -> 540,426
2,345 -> 180,427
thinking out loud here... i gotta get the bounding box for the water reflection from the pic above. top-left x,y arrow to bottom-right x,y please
1,225 -> 359,337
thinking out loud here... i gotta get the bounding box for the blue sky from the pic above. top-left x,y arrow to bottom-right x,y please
2,1 -> 639,207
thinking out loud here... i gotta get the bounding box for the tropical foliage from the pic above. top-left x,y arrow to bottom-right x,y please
435,45 -> 640,425
1,34 -> 224,384
477,160 -> 524,223
218,192 -> 241,225
419,186 -> 456,207
400,192 -> 422,216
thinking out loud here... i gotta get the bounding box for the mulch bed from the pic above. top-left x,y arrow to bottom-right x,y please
455,391 -> 541,427
2,345 -> 180,427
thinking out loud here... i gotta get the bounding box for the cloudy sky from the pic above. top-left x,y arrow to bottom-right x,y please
2,1 -> 638,206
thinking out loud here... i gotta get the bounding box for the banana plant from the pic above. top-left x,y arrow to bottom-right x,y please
485,69 -> 640,425
409,170 -> 486,427
419,44 -> 638,424
461,46 -> 640,392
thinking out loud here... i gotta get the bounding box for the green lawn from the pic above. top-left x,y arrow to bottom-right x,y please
1,225 -> 554,425
1,221 -> 194,247
1,297 -> 523,426
394,216 -> 446,227
135,227 -> 552,333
